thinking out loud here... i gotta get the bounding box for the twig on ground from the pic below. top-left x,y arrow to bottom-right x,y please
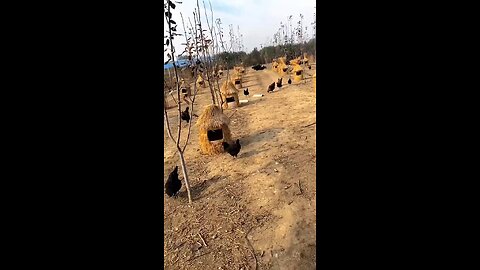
245,226 -> 258,270
198,232 -> 208,247
228,109 -> 238,119
172,256 -> 180,265
224,187 -> 235,197
174,241 -> 185,250
297,179 -> 303,195
303,122 -> 316,128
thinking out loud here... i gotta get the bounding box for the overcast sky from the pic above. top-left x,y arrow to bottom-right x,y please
164,0 -> 316,59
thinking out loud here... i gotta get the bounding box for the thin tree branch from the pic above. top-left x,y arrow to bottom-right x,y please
182,66 -> 199,153
165,0 -> 192,203
164,99 -> 177,144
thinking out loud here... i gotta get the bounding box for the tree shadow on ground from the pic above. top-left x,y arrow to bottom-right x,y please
177,175 -> 227,200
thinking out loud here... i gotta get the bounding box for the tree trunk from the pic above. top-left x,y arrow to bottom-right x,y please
177,149 -> 193,203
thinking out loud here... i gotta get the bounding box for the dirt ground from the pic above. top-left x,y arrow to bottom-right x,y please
164,63 -> 316,270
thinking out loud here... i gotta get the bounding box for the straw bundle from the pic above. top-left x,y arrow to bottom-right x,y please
292,64 -> 304,82
234,66 -> 242,73
302,53 -> 309,64
196,105 -> 233,155
221,81 -> 239,96
277,63 -> 288,75
196,75 -> 206,88
180,79 -> 191,96
272,60 -> 279,71
233,70 -> 242,80
231,74 -> 242,89
290,58 -> 300,66
221,81 -> 240,109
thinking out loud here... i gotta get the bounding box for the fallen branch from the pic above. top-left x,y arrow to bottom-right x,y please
172,256 -> 180,265
297,179 -> 303,195
245,227 -> 258,270
173,241 -> 185,250
224,187 -> 235,197
303,122 -> 316,128
198,232 -> 208,247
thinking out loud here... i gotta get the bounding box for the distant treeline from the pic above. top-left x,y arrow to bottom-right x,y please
164,38 -> 316,90
216,38 -> 316,69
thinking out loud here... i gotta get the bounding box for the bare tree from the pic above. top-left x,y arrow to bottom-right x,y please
237,25 -> 244,52
297,14 -> 305,62
312,9 -> 316,62
288,15 -> 294,44
164,0 -> 197,203
214,18 -> 235,89
202,0 -> 226,110
229,24 -> 236,52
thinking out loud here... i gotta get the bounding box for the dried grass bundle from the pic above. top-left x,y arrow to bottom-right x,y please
196,105 -> 233,155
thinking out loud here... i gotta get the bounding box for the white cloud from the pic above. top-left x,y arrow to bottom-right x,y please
164,0 -> 316,60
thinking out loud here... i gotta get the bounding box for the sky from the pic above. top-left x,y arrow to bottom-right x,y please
164,0 -> 316,59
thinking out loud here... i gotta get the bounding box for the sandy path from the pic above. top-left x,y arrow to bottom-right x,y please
234,68 -> 316,270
